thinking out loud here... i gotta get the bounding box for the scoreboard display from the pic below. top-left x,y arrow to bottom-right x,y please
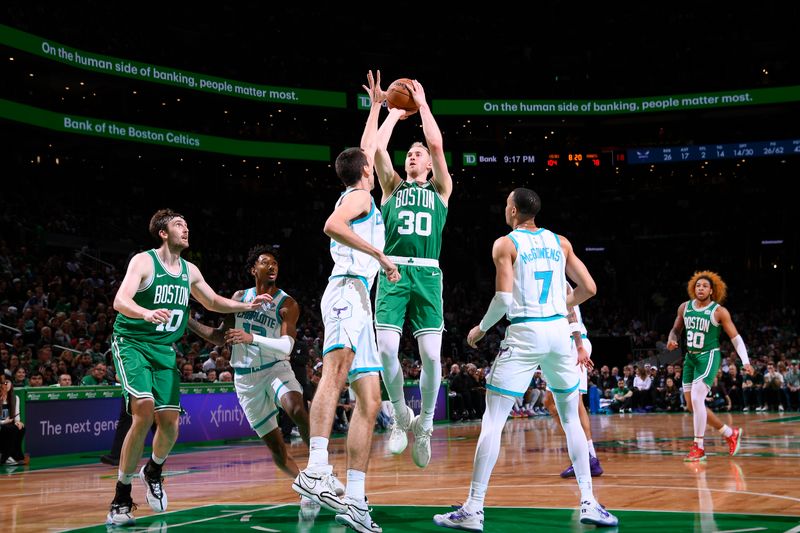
627,138 -> 800,164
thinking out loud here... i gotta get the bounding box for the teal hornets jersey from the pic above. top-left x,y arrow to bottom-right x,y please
231,288 -> 290,367
683,300 -> 721,354
113,250 -> 190,345
381,180 -> 447,260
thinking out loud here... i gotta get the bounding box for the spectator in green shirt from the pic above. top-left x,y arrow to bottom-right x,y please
81,363 -> 110,386
610,379 -> 633,413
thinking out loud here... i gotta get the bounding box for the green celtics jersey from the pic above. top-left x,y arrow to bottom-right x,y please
113,250 -> 190,345
381,180 -> 447,260
683,300 -> 721,354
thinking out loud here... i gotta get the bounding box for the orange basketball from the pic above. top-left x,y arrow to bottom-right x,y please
385,78 -> 418,112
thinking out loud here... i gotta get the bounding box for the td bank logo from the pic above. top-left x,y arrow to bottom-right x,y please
463,153 -> 477,166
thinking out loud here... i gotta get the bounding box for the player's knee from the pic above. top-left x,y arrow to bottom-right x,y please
132,412 -> 154,430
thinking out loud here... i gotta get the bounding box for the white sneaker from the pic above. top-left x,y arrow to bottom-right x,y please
410,415 -> 433,468
139,465 -> 167,512
742,407 -> 749,412
388,405 -> 414,454
779,405 -> 785,412
292,465 -> 347,513
4,457 -> 21,466
335,496 -> 382,532
433,506 -> 484,532
580,499 -> 618,527
106,501 -> 136,527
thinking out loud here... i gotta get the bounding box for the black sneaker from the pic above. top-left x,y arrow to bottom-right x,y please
139,464 -> 168,512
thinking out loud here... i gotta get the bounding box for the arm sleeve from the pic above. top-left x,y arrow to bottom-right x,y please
478,292 -> 512,332
251,335 -> 295,359
731,335 -> 750,366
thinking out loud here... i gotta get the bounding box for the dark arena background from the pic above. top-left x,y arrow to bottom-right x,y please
1,4 -> 799,532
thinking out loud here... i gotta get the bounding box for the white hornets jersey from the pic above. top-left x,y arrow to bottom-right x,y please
505,228 -> 568,321
329,188 -> 385,290
231,287 -> 290,368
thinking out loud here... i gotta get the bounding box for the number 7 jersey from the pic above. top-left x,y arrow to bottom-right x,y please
506,228 -> 567,320
381,180 -> 447,260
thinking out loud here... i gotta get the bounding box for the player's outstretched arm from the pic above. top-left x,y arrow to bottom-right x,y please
411,80 -> 452,204
375,108 -> 406,202
187,263 -> 271,313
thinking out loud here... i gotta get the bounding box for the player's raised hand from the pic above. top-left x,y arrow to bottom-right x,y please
362,70 -> 385,106
143,308 -> 171,324
409,79 -> 427,107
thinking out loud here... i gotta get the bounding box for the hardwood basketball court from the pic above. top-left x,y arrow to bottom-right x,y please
2,412 -> 798,531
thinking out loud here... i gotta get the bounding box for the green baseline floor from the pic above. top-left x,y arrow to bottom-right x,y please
66,503 -> 800,532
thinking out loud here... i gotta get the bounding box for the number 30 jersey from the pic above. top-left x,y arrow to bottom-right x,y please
381,180 -> 447,260
683,300 -> 721,354
231,288 -> 290,368
506,228 -> 567,320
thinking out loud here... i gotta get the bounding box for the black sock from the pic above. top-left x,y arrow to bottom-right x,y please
144,458 -> 163,478
114,481 -> 132,503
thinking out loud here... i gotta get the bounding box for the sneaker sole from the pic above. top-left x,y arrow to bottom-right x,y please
683,456 -> 707,462
139,466 -> 167,512
432,517 -> 484,532
335,512 -> 378,533
580,516 -> 619,527
292,481 -> 347,513
106,514 -> 135,527
730,428 -> 743,456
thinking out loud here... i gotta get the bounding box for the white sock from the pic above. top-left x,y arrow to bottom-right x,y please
308,437 -> 329,468
554,390 -> 593,502
465,392 -> 515,513
118,470 -> 136,485
587,439 -> 597,458
378,330 -> 407,423
151,452 -> 167,465
464,481 -> 488,514
719,424 -> 733,438
418,333 -> 442,431
345,469 -> 366,502
691,381 -> 709,449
